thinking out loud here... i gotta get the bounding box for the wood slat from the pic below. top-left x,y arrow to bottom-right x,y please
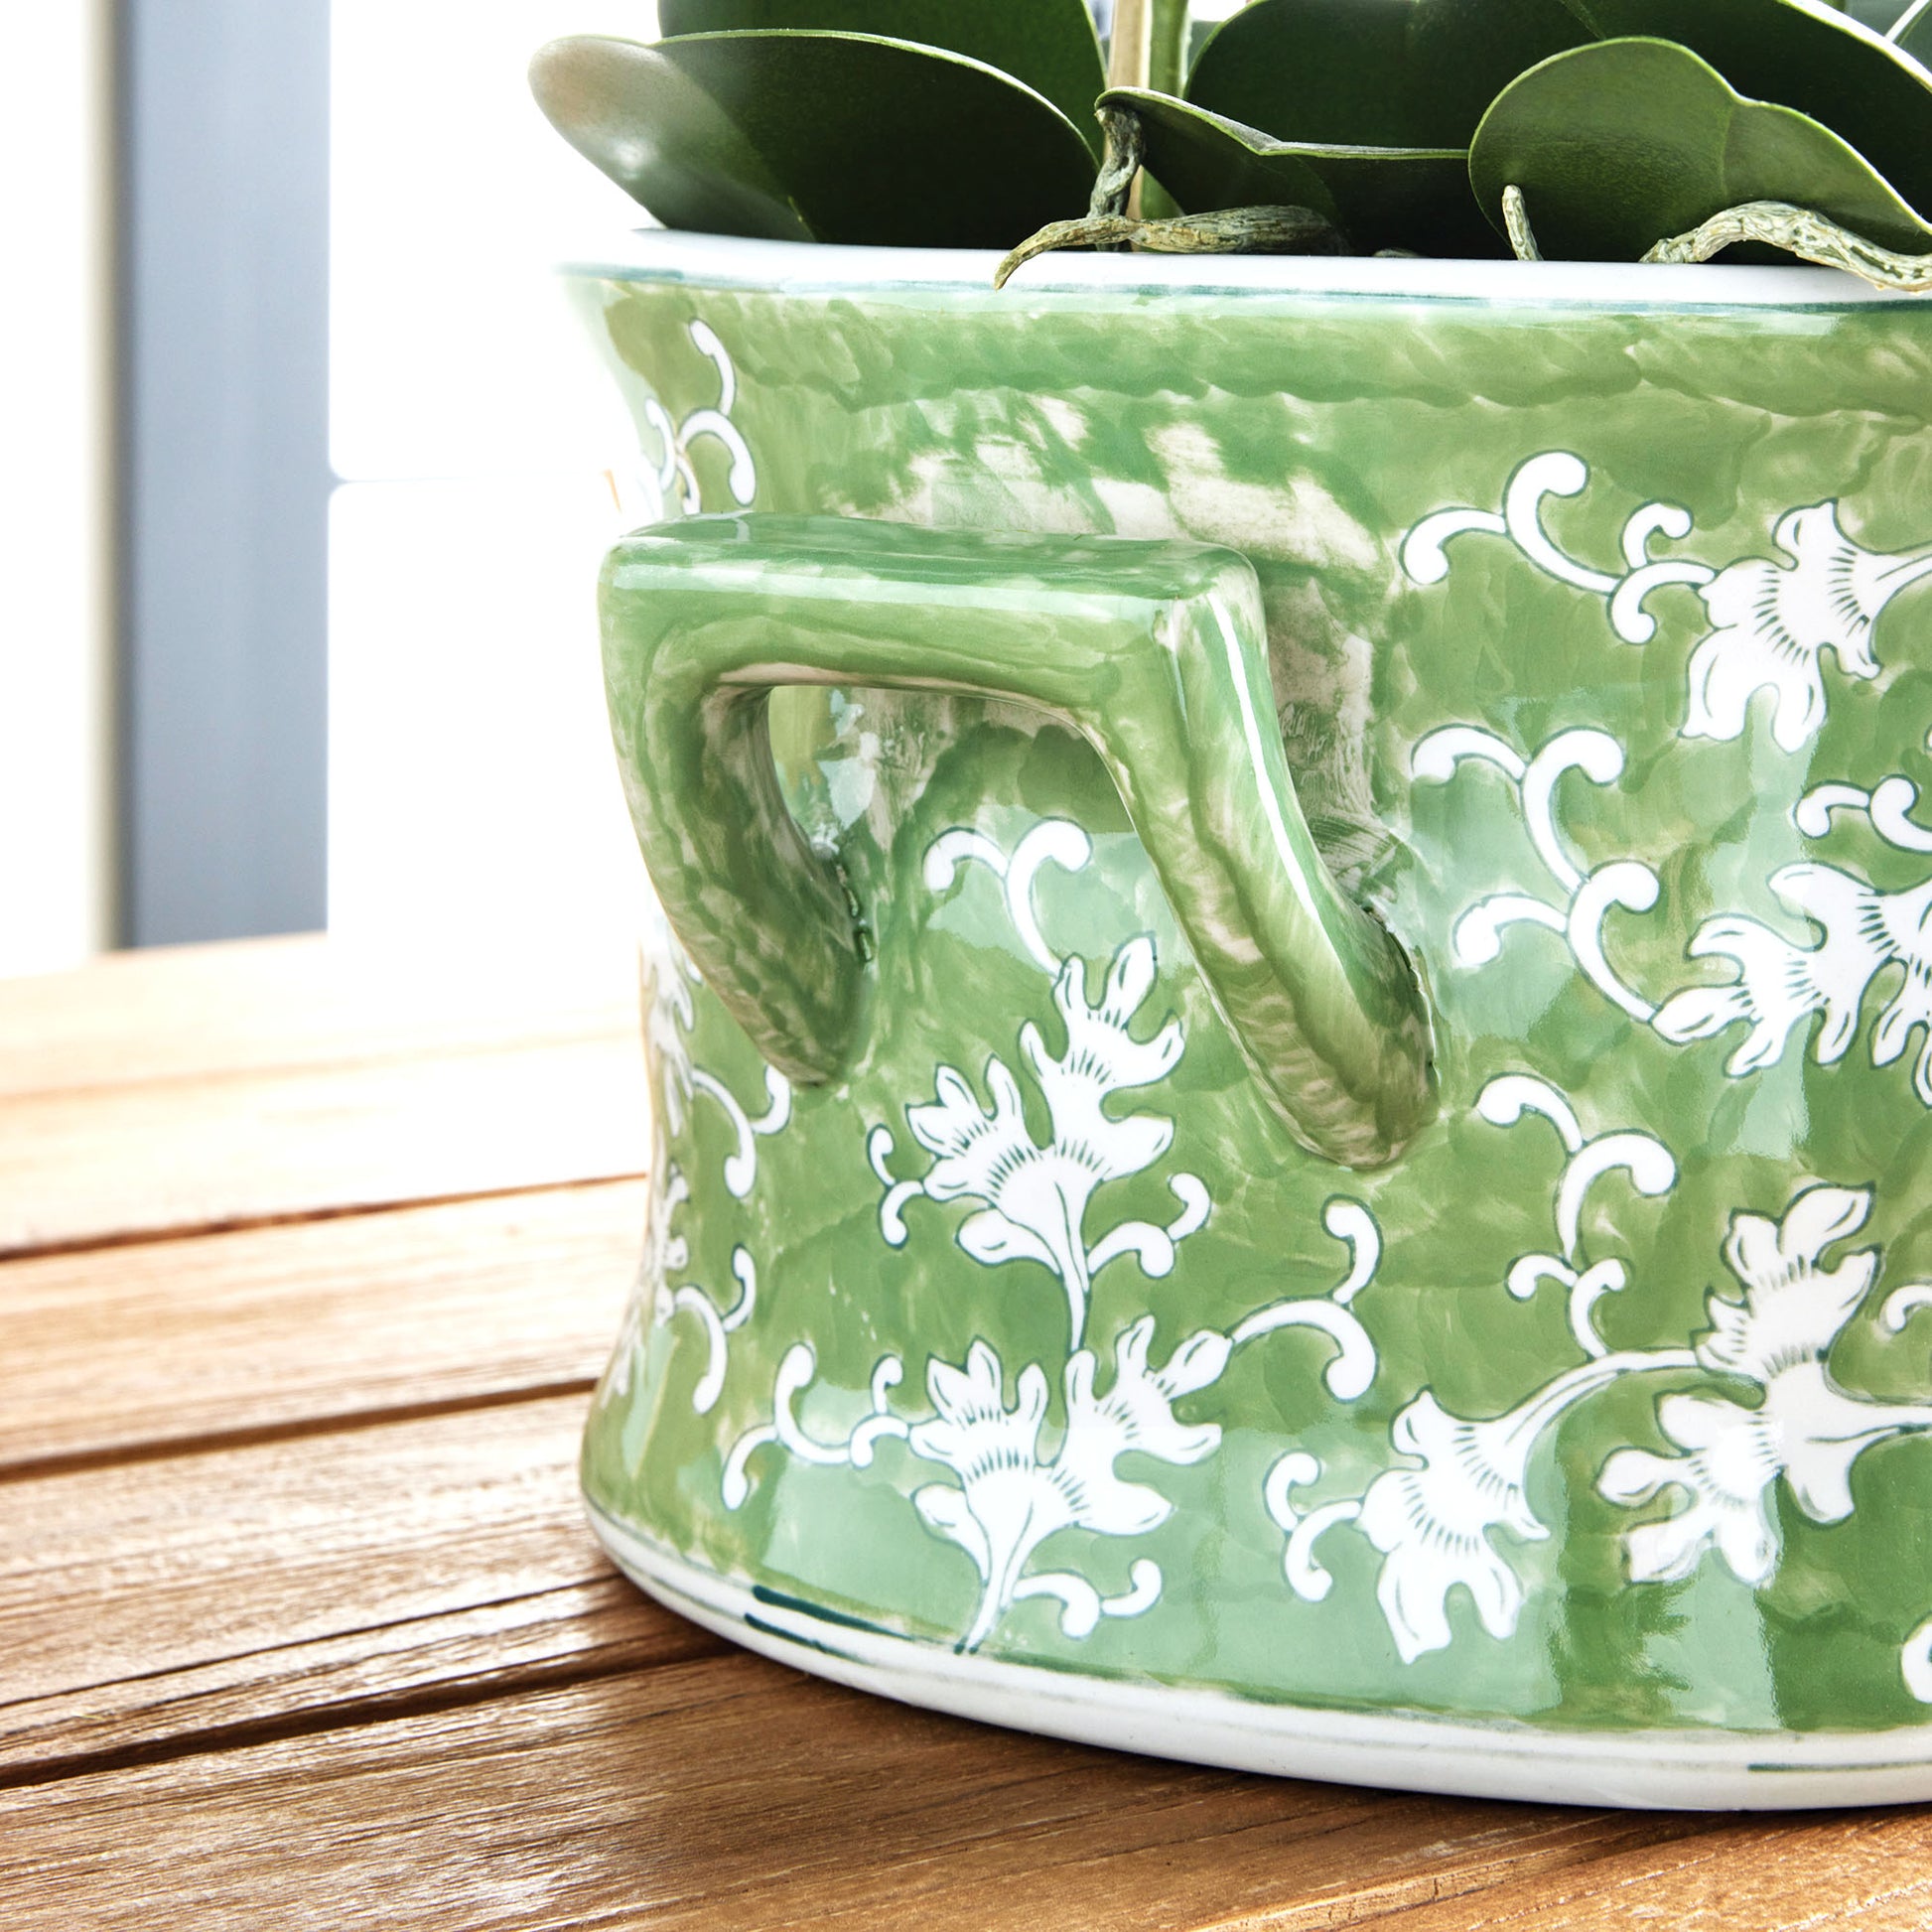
0,1336 -> 1718,1932
0,935 -> 651,1254
0,1383 -> 722,1788
6,934 -> 1905,1928
0,1395 -> 607,1718
0,1579 -> 715,1783
0,1180 -> 643,1470
0,1651 -> 1715,1932
0,1037 -> 650,1256
0,932 -> 641,1101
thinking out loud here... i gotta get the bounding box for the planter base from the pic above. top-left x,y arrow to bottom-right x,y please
586,1499 -> 1932,1812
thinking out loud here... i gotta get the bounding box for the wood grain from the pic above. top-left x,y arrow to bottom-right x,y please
0,933 -> 641,1101
0,1654 -> 1712,1932
0,1395 -> 607,1712
0,1239 -> 1710,1932
3,935 -> 1903,1928
0,935 -> 652,1254
1,1579 -> 719,1784
0,1036 -> 651,1256
1367,1808 -> 1932,1929
0,1181 -> 642,1470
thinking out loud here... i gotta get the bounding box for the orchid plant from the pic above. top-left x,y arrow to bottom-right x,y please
532,0 -> 1932,285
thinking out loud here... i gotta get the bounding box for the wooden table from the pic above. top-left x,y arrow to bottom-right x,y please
3,934 -> 1928,1928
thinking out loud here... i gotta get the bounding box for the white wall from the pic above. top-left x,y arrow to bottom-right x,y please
0,2 -> 114,974
329,0 -> 654,953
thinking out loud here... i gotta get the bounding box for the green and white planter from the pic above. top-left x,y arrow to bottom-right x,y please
569,230 -> 1932,1808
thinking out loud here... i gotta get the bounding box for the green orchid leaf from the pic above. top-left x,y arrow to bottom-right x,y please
1185,0 -> 1590,150
1469,36 -> 1932,261
1893,0 -> 1932,65
529,32 -> 1095,248
1106,87 -> 1506,256
656,0 -> 1106,154
1561,0 -> 1932,220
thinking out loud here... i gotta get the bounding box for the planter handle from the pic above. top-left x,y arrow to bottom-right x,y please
600,514 -> 1436,1168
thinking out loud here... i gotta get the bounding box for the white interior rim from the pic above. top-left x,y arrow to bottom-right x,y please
554,222 -> 1927,308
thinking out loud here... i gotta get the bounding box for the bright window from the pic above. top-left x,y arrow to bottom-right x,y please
329,0 -> 652,951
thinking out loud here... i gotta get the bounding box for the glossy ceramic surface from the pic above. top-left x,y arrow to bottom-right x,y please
569,231 -> 1932,1804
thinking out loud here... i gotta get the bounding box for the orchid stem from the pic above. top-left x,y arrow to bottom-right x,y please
1105,0 -> 1153,217
1644,201 -> 1932,293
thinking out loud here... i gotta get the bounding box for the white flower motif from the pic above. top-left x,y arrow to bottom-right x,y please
1683,504 -> 1932,754
1351,1334 -> 1716,1662
1356,1392 -> 1551,1664
1270,1077 -> 1689,1664
909,1317 -> 1228,1650
1653,780 -> 1932,1106
1599,1184 -> 1932,1587
910,1346 -> 1055,1615
884,935 -> 1199,1348
1404,456 -> 1932,753
732,1189 -> 1382,1652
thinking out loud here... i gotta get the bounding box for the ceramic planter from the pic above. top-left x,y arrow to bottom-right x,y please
568,231 -> 1932,1808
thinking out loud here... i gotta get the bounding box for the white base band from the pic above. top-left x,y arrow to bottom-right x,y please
588,1501 -> 1932,1812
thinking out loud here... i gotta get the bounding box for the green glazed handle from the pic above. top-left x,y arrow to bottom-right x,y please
600,514 -> 1437,1168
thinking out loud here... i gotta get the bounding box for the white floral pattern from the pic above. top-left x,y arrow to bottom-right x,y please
1654,776 -> 1932,1105
643,906 -> 792,1197
1259,1067 -> 1932,1672
611,318 -> 757,523
709,816 -> 1407,1650
874,939 -> 1201,1350
1599,1185 -> 1932,1587
1405,451 -> 1932,753
910,1321 -> 1223,1649
1685,505 -> 1932,754
870,820 -> 1207,1351
609,403 -> 1932,1714
726,1192 -> 1387,1650
1267,1075 -> 1690,1664
1356,1394 -> 1554,1662
1412,724 -> 1660,1020
1414,722 -> 1932,1115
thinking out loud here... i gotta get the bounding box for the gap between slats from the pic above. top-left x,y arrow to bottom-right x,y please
0,1168 -> 643,1269
0,1377 -> 599,1488
0,1578 -> 728,1794
0,1177 -> 645,1472
0,1393 -> 679,1773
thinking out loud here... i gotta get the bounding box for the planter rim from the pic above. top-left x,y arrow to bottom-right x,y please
557,223 -> 1927,310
